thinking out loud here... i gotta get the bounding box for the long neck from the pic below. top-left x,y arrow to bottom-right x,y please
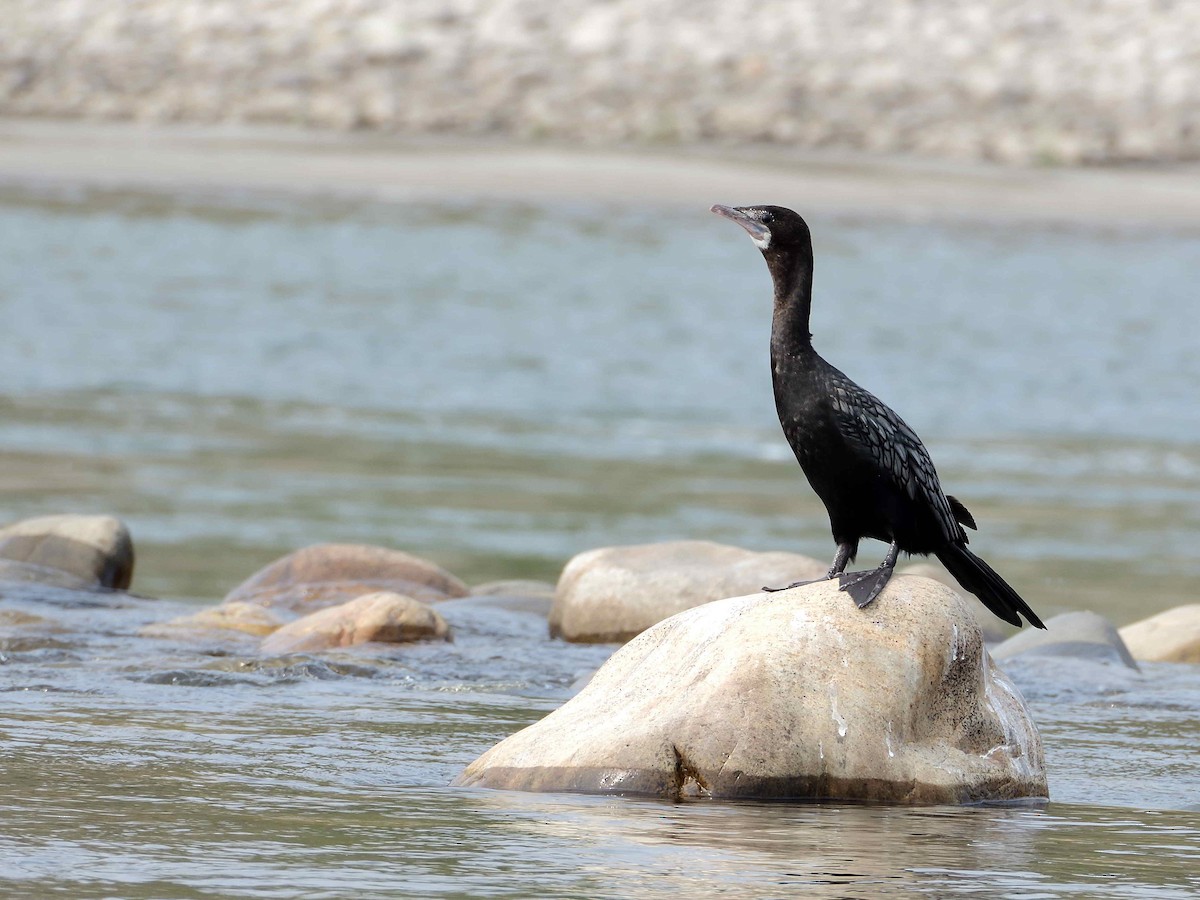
767,247 -> 814,358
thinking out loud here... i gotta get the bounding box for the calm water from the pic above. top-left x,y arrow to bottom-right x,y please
1,182 -> 1198,897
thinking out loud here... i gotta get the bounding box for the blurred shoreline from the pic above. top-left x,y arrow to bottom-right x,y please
2,118 -> 1200,230
5,2 -> 1199,166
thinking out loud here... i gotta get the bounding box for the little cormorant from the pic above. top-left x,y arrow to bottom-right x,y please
711,203 -> 1045,630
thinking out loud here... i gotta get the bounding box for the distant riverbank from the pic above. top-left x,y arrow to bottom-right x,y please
3,1 -> 1199,165
2,119 -> 1200,231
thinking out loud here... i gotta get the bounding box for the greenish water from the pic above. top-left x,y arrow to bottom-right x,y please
0,184 -> 1198,897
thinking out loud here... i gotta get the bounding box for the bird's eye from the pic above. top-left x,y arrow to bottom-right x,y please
760,212 -> 774,223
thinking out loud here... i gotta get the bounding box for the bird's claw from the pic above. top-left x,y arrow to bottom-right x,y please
762,582 -> 798,593
761,575 -> 832,593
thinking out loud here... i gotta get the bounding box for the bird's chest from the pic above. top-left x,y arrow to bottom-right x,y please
771,362 -> 878,489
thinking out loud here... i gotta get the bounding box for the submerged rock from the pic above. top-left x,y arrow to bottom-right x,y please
470,579 -> 557,601
223,543 -> 468,615
991,611 -> 1138,670
549,540 -> 826,643
140,601 -> 287,640
260,591 -> 450,654
0,514 -> 134,590
1119,605 -> 1200,664
467,579 -> 556,618
457,575 -> 1047,804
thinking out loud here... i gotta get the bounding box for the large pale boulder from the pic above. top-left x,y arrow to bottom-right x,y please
0,514 -> 134,590
550,540 -> 827,643
260,591 -> 450,654
223,544 -> 468,615
457,575 -> 1047,804
1119,605 -> 1200,664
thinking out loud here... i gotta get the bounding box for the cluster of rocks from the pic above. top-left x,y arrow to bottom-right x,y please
4,513 -> 1199,806
3,1 -> 1199,164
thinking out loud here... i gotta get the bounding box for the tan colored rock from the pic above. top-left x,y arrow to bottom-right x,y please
898,561 -> 1010,643
1119,605 -> 1200,664
260,591 -> 450,654
140,601 -> 287,640
223,544 -> 467,615
550,540 -> 827,643
457,575 -> 1047,804
0,608 -> 51,628
0,514 -> 134,590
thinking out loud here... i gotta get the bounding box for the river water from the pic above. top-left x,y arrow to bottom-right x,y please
0,182 -> 1198,897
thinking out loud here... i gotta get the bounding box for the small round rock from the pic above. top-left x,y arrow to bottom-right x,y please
260,591 -> 451,654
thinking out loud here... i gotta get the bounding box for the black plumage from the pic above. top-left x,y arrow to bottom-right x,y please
711,203 -> 1044,629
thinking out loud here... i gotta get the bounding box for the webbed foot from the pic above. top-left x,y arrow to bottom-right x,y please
836,566 -> 895,608
836,541 -> 900,608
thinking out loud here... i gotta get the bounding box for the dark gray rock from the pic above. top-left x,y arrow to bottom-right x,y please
991,611 -> 1138,670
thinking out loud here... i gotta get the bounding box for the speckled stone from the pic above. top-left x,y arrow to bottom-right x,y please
457,575 -> 1047,804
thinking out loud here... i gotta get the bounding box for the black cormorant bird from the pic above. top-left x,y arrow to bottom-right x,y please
711,203 -> 1044,629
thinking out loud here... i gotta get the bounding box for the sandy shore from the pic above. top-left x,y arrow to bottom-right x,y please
3,119 -> 1200,230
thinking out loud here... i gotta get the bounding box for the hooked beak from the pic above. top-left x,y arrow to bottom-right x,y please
710,204 -> 771,246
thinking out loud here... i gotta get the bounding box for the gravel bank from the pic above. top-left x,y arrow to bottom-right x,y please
2,0 -> 1199,164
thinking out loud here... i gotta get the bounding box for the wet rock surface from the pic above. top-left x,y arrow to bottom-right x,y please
223,543 -> 468,615
0,514 -> 134,590
991,611 -> 1138,670
139,600 -> 287,640
260,591 -> 451,654
550,540 -> 826,643
458,575 -> 1048,804
1119,605 -> 1200,664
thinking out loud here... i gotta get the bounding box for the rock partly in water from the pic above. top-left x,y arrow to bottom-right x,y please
991,611 -> 1138,670
550,540 -> 827,643
457,575 -> 1047,804
260,591 -> 451,654
1119,605 -> 1200,664
139,601 -> 287,640
0,514 -> 134,590
466,580 -> 556,618
223,544 -> 468,615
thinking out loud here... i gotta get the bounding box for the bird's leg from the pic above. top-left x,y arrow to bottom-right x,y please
836,541 -> 899,608
825,542 -> 854,579
762,542 -> 856,593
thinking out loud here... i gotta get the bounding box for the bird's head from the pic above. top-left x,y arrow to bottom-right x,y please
709,204 -> 810,255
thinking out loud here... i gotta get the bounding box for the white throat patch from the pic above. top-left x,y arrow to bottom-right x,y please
751,231 -> 771,251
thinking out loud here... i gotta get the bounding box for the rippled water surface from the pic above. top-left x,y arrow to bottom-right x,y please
1,182 -> 1198,897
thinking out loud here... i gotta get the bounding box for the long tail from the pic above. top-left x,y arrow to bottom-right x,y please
935,543 -> 1045,629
